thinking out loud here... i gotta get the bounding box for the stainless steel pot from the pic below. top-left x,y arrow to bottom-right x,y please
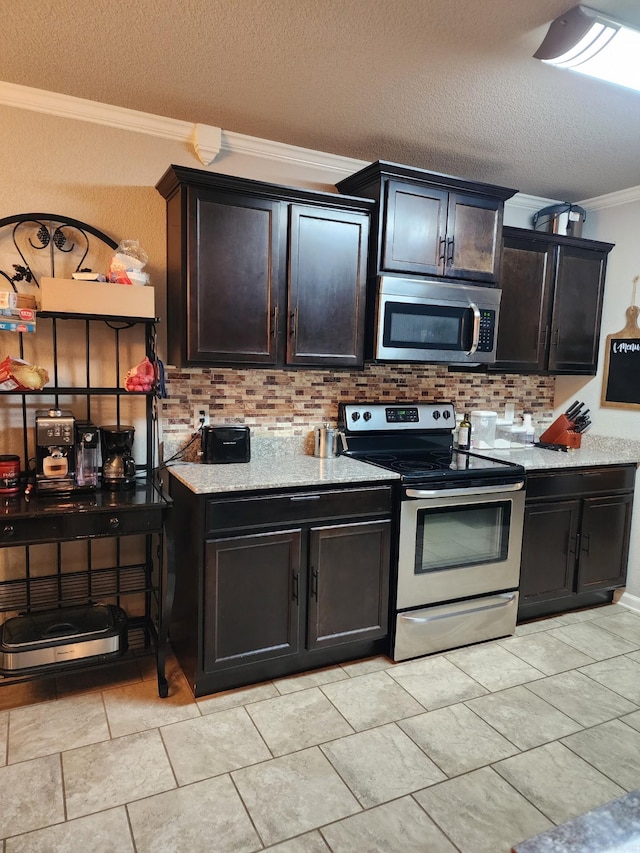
314,424 -> 341,458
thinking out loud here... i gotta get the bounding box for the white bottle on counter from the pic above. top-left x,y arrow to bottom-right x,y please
523,412 -> 535,447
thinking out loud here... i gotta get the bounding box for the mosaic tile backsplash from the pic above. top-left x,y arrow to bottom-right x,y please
161,363 -> 555,451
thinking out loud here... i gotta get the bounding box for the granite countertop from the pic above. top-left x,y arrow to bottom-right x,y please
166,434 -> 640,495
512,788 -> 640,852
167,436 -> 399,495
473,434 -> 640,471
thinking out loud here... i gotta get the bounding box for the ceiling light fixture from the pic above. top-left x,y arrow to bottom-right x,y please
534,4 -> 640,92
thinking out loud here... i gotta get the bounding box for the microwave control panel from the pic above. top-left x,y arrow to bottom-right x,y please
477,310 -> 496,353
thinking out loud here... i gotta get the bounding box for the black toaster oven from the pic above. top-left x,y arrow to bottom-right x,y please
201,425 -> 251,464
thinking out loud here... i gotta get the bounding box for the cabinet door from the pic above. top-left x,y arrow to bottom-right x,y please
203,530 -> 301,672
519,500 -> 580,604
307,520 -> 390,650
495,236 -> 554,371
287,204 -> 369,368
576,494 -> 633,593
381,180 -> 448,276
187,189 -> 282,365
445,193 -> 503,283
548,246 -> 608,374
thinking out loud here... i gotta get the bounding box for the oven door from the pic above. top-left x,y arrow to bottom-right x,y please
396,481 -> 525,610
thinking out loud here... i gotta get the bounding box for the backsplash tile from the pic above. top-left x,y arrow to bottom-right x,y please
161,364 -> 554,448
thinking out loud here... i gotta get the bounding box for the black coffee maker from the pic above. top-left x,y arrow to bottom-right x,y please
100,425 -> 136,490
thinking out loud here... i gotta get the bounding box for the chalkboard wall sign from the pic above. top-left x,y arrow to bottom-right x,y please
601,303 -> 640,410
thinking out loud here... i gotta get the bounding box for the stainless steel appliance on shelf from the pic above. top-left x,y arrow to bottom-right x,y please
371,277 -> 501,365
338,402 -> 525,661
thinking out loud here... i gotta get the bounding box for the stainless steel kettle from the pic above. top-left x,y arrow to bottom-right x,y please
314,424 -> 341,458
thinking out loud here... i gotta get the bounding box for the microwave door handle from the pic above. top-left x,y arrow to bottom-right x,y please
467,302 -> 481,355
405,481 -> 525,499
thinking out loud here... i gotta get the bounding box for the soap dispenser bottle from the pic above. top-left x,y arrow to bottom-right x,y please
523,412 -> 535,447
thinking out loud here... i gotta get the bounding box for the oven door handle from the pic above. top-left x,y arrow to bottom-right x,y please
405,481 -> 525,499
467,302 -> 481,355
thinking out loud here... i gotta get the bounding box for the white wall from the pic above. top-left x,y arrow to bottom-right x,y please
555,195 -> 640,606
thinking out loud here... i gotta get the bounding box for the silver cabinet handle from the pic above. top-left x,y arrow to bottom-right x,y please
289,494 -> 321,501
467,302 -> 481,355
405,481 -> 524,499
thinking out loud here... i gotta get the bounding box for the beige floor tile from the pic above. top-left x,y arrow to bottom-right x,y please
339,655 -> 392,677
321,722 -> 445,807
232,747 -> 361,847
63,729 -> 176,819
622,709 -> 640,732
554,607 -> 613,625
579,655 -> 640,703
514,617 -> 565,635
494,741 -> 625,825
197,680 -> 279,714
274,665 -> 349,694
0,709 -> 7,766
102,671 -> 200,738
548,622 -> 639,660
246,687 -> 353,756
590,611 -> 640,644
320,796 -> 457,852
0,678 -> 56,711
5,806 -> 134,853
526,670 -> 638,727
386,655 -> 488,709
320,670 -> 424,731
161,706 -> 271,784
264,831 -> 330,852
0,754 -> 64,839
8,693 -> 109,764
127,774 -> 262,853
399,702 -> 519,776
444,643 -> 544,692
562,719 -> 640,791
414,765 -> 553,853
498,632 -> 595,674
466,685 -> 582,750
627,649 -> 640,664
55,660 -> 142,698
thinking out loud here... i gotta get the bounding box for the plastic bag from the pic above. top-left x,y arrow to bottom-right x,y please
108,239 -> 150,286
0,356 -> 49,391
123,356 -> 155,392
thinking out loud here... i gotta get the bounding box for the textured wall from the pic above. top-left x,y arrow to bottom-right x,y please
161,363 -> 555,445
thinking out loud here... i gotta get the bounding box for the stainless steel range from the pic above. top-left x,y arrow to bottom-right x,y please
338,402 -> 526,661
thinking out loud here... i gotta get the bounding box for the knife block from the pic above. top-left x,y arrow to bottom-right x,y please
539,415 -> 582,448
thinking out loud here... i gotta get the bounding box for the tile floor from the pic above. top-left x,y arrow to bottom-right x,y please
1,603 -> 640,852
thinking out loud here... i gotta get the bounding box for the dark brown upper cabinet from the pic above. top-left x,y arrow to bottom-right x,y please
336,161 -> 517,286
495,227 -> 614,375
156,165 -> 373,369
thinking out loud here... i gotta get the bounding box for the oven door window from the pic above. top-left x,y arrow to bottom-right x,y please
383,301 -> 472,352
415,501 -> 510,574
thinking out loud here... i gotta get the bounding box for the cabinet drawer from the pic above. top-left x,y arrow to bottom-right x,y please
64,508 -> 163,539
0,516 -> 63,546
206,486 -> 393,534
526,466 -> 636,500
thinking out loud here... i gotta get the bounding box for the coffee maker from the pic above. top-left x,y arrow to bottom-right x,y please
35,409 -> 76,494
100,425 -> 136,490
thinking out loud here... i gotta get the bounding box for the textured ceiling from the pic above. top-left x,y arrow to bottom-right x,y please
2,0 -> 640,200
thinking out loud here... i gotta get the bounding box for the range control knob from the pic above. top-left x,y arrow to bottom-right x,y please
351,411 -> 360,422
363,411 -> 372,421
433,410 -> 440,420
442,409 -> 451,420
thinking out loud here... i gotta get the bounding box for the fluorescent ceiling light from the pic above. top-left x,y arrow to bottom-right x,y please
534,4 -> 640,92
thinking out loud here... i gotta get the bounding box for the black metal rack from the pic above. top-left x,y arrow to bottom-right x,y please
0,214 -> 172,697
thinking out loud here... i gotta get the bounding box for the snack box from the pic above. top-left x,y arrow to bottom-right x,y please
39,277 -> 155,318
0,292 -> 37,310
0,320 -> 36,333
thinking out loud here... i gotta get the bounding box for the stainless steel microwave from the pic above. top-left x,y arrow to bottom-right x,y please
372,276 -> 501,365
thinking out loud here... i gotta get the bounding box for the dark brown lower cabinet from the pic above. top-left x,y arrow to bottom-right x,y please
168,476 -> 394,697
518,466 -> 634,621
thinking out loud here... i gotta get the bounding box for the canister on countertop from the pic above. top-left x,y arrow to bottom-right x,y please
314,424 -> 341,458
0,455 -> 20,494
470,411 -> 497,449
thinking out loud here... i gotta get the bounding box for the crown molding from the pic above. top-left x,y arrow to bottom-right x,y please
579,185 -> 640,211
0,79 -> 364,173
506,192 -> 560,211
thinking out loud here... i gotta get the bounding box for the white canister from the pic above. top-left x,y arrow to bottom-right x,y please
470,411 -> 497,449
